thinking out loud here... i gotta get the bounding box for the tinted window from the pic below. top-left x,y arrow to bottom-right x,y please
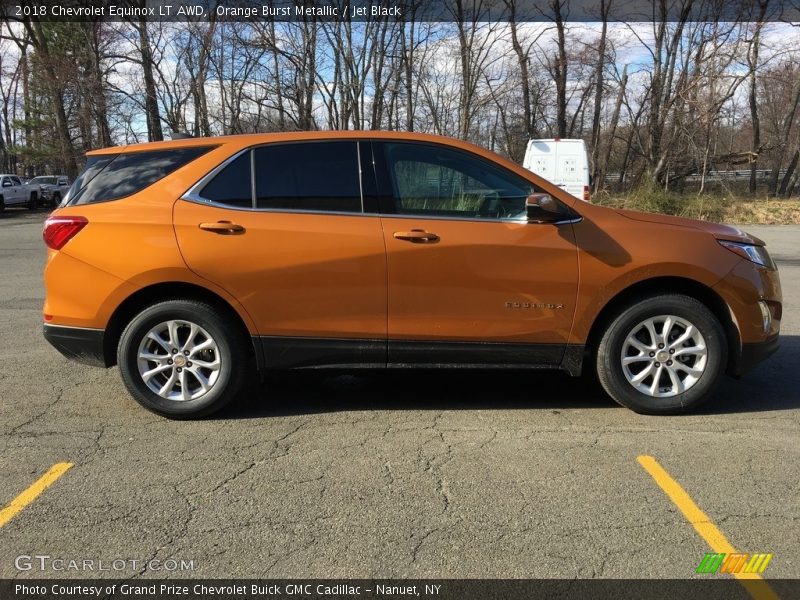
65,155 -> 117,204
31,177 -> 57,185
254,142 -> 361,212
384,143 -> 532,220
11,176 -> 21,186
69,146 -> 213,206
200,151 -> 252,208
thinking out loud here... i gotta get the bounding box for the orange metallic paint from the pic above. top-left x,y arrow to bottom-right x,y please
44,130 -> 781,371
380,216 -> 578,343
173,202 -> 387,338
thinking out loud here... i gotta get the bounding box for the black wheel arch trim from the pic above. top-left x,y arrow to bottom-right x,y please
582,276 -> 742,378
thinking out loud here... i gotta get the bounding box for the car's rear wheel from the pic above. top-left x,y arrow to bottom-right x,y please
596,294 -> 727,415
28,192 -> 38,210
117,299 -> 247,419
0,196 -> 5,212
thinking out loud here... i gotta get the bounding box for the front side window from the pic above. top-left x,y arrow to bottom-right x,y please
254,142 -> 361,212
68,146 -> 214,206
11,176 -> 21,186
384,142 -> 532,220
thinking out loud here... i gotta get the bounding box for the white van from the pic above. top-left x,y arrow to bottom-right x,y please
522,139 -> 591,202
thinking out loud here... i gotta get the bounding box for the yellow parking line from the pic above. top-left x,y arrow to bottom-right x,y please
0,462 -> 73,528
637,455 -> 778,600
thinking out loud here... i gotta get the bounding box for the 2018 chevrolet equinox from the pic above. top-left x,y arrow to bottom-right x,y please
42,132 -> 781,418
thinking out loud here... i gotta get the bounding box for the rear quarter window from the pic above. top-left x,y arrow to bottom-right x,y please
68,146 -> 214,206
199,151 -> 253,208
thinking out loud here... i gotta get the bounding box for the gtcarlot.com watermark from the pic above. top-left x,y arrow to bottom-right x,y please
15,554 -> 196,572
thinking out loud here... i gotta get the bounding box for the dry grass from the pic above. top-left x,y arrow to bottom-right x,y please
723,199 -> 800,225
596,185 -> 800,225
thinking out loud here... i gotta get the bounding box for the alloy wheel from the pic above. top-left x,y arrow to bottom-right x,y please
136,320 -> 221,401
620,314 -> 708,398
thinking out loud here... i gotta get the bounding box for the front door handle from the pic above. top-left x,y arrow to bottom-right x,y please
393,229 -> 440,244
199,221 -> 246,235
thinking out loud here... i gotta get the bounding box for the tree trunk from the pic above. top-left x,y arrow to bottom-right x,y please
136,19 -> 163,142
590,0 -> 610,193
25,21 -> 78,176
779,149 -> 799,197
747,13 -> 767,194
552,0 -> 568,138
600,66 -> 627,192
507,3 -> 532,136
768,71 -> 800,196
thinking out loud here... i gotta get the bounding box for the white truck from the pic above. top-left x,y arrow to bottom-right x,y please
29,175 -> 71,208
522,138 -> 591,202
0,174 -> 39,211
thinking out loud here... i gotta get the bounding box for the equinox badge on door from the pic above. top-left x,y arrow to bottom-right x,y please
505,301 -> 565,310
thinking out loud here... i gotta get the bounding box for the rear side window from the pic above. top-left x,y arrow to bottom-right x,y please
68,146 -> 213,206
254,142 -> 361,212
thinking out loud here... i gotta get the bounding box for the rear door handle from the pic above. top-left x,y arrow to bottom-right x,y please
199,221 -> 246,235
393,229 -> 440,244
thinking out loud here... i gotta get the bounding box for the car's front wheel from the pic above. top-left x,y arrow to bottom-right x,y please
28,192 -> 38,210
596,294 -> 727,415
117,299 -> 247,418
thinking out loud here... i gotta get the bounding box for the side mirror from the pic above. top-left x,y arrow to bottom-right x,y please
526,193 -> 566,223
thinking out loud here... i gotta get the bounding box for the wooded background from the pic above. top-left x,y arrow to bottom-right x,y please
2,0 -> 800,196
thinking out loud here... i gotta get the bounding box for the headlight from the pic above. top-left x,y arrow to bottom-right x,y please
718,240 -> 775,269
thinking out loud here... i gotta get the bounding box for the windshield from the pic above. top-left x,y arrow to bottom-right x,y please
30,177 -> 57,185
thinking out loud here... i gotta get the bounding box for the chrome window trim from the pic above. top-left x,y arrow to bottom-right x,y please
249,148 -> 257,208
356,142 -> 365,213
180,144 -> 582,226
178,194 -> 581,226
380,213 -> 583,225
181,148 -> 251,205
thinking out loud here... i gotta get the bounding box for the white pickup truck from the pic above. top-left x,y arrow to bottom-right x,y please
29,175 -> 71,208
0,174 -> 39,211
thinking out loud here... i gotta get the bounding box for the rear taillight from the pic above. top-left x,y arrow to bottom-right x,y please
583,185 -> 591,202
43,216 -> 88,250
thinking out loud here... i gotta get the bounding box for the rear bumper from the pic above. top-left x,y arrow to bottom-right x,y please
44,324 -> 108,367
732,334 -> 780,377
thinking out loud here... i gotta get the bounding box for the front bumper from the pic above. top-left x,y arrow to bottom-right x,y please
44,324 -> 108,367
731,333 -> 780,377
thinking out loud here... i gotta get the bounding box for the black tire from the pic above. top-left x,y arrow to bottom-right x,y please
0,196 -> 4,212
596,294 -> 727,415
117,299 -> 247,419
28,192 -> 38,210
52,192 -> 61,208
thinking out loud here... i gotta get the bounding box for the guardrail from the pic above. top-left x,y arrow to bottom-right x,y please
604,170 -> 788,182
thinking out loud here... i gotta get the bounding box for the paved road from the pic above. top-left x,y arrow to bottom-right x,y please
1,209 -> 798,580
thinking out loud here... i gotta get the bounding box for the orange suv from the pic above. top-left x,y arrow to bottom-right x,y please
43,132 -> 782,418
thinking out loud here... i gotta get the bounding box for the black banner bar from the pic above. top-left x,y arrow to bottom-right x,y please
2,0 -> 800,23
2,580 -> 800,600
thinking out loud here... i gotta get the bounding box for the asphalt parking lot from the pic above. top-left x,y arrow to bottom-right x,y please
1,208 -> 798,581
